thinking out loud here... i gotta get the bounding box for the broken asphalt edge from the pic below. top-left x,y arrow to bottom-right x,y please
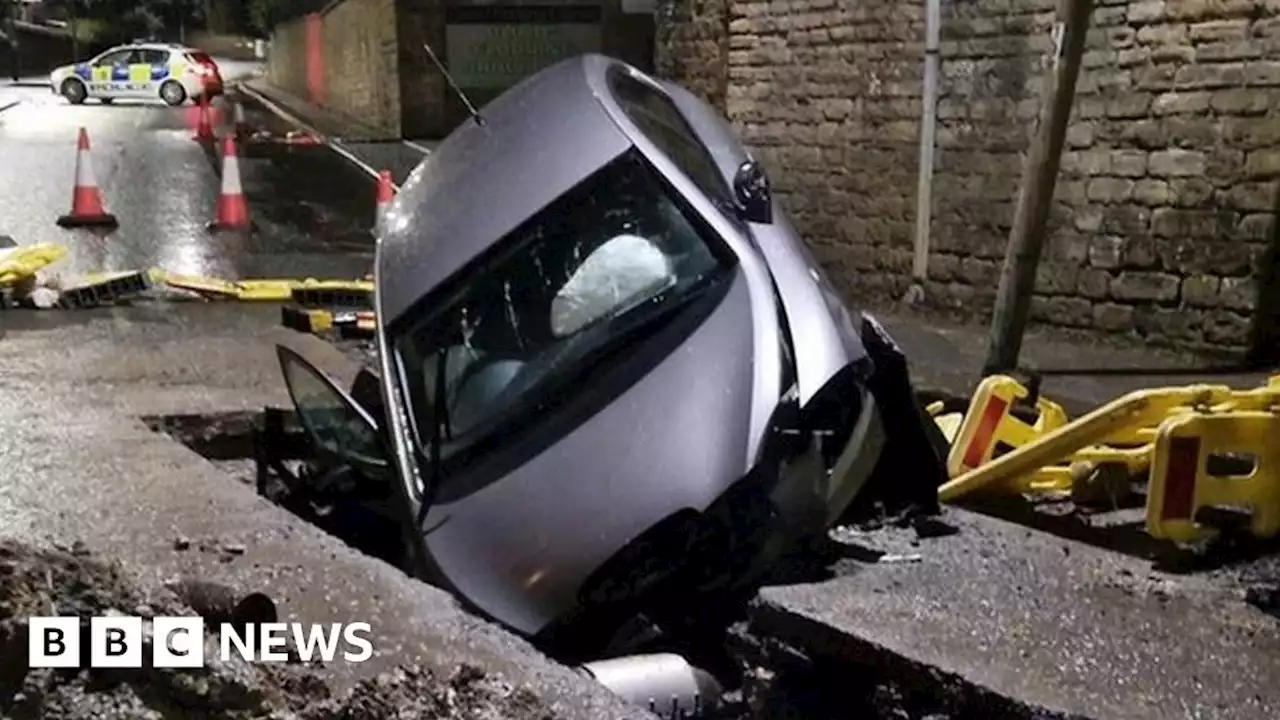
745,596 -> 1091,720
747,586 -> 1095,712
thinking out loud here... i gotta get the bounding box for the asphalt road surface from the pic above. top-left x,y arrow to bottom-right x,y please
0,59 -> 378,281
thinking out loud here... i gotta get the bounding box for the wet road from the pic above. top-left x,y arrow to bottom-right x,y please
0,60 -> 377,281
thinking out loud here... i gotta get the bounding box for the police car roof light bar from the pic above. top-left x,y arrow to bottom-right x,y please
421,42 -> 484,127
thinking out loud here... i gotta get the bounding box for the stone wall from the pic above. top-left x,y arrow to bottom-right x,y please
266,16 -> 310,102
322,0 -> 403,137
267,0 -> 430,139
657,0 -> 1280,350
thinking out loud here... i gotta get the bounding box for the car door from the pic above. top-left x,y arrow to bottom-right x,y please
275,345 -> 393,484
87,48 -> 133,98
132,49 -> 170,98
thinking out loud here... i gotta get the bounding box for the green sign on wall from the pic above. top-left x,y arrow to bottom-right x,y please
446,23 -> 601,90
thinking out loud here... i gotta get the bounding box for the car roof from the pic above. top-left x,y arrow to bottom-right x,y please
377,54 -> 638,323
106,42 -> 184,53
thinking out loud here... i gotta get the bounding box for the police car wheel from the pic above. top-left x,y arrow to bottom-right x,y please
60,79 -> 87,105
159,81 -> 186,107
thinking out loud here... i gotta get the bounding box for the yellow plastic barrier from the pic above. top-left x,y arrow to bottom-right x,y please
0,243 -> 69,287
933,412 -> 964,445
291,280 -> 373,308
938,384 -> 1245,502
56,270 -> 157,308
158,272 -> 373,303
1019,444 -> 1155,495
159,272 -> 243,299
947,375 -> 1070,478
1147,409 -> 1280,543
281,306 -> 335,334
234,280 -> 297,301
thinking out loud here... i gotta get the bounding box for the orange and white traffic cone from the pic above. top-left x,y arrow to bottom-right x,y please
194,93 -> 215,142
374,170 -> 394,235
209,134 -> 250,231
57,128 -> 118,229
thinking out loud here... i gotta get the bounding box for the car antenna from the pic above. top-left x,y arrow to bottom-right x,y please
422,42 -> 484,127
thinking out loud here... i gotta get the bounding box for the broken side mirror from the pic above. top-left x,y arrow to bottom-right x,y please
732,159 -> 772,225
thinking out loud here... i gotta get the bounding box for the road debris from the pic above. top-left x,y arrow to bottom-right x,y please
936,373 -> 1280,546
0,538 -> 564,719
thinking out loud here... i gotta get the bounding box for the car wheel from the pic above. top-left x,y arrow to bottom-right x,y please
60,78 -> 87,105
159,80 -> 186,107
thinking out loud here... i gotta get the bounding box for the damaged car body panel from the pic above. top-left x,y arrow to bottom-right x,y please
274,54 -> 944,659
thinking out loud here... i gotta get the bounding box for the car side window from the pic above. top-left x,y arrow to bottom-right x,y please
96,50 -> 132,66
141,49 -> 169,65
607,67 -> 737,217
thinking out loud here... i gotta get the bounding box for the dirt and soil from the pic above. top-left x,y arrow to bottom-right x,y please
0,539 -> 563,719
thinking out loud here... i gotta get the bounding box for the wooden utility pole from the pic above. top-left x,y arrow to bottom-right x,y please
982,0 -> 1095,375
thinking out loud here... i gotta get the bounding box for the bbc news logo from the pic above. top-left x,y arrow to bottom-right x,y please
28,616 -> 374,668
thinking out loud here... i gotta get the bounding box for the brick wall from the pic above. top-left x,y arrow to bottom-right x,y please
322,0 -> 402,137
267,0 -> 426,139
657,0 -> 1280,350
655,0 -> 731,109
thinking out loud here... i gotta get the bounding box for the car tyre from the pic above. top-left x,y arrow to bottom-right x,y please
60,78 -> 87,105
159,80 -> 186,107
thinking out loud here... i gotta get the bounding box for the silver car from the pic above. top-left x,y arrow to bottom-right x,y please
278,55 -> 942,665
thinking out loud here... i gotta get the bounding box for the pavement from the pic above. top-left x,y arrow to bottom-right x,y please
0,61 -> 648,717
237,79 -> 435,188
879,307 -> 1268,413
770,314 -> 1280,719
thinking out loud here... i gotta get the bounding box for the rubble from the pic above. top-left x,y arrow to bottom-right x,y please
0,538 -> 564,719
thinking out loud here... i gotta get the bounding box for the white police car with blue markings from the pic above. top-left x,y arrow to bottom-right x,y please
49,43 -> 213,107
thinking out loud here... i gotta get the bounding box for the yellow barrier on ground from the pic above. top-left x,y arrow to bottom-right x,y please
947,375 -> 1070,480
158,272 -> 243,299
937,384 -> 1249,502
291,280 -> 373,308
0,243 -> 69,287
1148,408 -> 1280,543
56,269 -> 157,308
158,272 -> 373,303
937,373 -> 1280,542
281,306 -> 335,334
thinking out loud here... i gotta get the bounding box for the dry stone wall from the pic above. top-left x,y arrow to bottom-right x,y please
657,0 -> 1280,349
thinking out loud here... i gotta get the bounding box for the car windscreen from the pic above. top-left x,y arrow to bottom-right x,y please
391,148 -> 736,474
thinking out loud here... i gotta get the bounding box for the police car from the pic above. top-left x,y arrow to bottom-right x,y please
49,43 -> 213,106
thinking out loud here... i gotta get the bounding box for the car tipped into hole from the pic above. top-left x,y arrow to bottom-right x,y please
273,54 -> 947,710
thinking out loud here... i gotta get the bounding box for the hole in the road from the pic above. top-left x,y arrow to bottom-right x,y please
142,410 -> 408,570
139,404 -> 1055,720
